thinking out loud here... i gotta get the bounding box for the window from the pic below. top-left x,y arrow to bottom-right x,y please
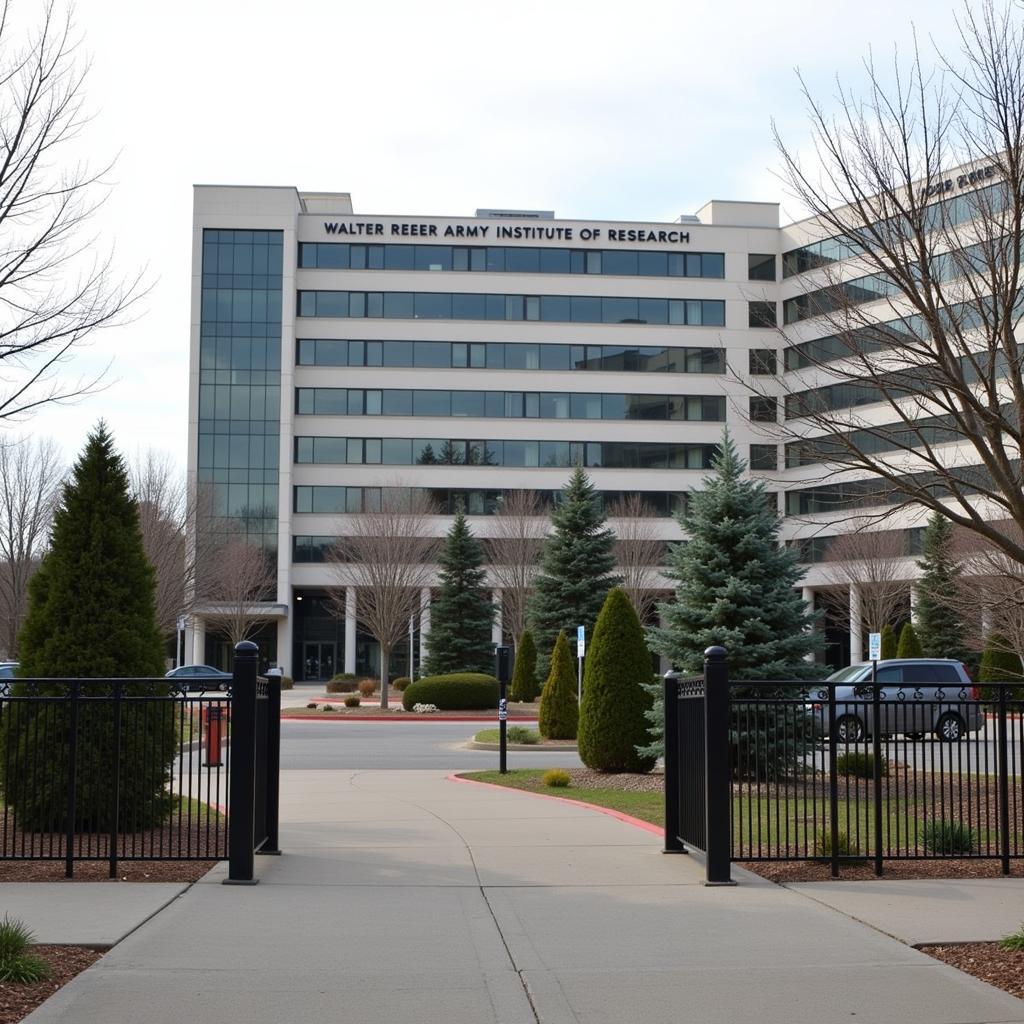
749,349 -> 777,375
748,254 -> 777,281
749,444 -> 777,471
749,396 -> 777,423
748,301 -> 778,328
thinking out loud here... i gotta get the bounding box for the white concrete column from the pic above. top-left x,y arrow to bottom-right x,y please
276,607 -> 293,678
420,587 -> 432,668
981,605 -> 992,636
909,584 -> 917,623
344,586 -> 357,674
849,585 -> 863,664
491,590 -> 503,645
190,616 -> 205,665
802,586 -> 816,663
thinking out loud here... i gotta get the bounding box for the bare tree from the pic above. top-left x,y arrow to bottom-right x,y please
130,450 -> 186,640
817,526 -> 911,634
328,490 -> 440,709
609,495 -> 664,625
0,2 -> 144,419
765,2 -> 1024,563
0,434 -> 62,656
484,490 -> 547,647
196,539 -> 277,649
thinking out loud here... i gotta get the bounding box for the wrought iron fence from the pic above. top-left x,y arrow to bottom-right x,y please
665,647 -> 1024,883
0,640 -> 281,881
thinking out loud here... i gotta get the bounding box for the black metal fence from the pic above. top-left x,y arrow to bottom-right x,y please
665,646 -> 1024,884
0,640 -> 280,881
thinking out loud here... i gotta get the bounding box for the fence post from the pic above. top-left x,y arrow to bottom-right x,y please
260,670 -> 282,856
663,672 -> 685,853
703,647 -> 735,886
108,681 -> 123,879
225,641 -> 259,885
998,685 -> 1011,877
827,683 -> 839,879
64,681 -> 80,880
872,682 -> 883,877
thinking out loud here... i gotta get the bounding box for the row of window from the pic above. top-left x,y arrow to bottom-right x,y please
783,316 -> 920,370
293,486 -> 692,518
781,180 -> 1004,278
783,272 -> 899,325
294,387 -> 726,422
299,242 -> 727,279
296,338 -> 726,374
787,527 -> 925,563
294,436 -> 719,470
297,290 -> 726,326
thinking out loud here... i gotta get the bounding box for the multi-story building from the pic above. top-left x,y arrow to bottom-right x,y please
186,177 -> 1003,680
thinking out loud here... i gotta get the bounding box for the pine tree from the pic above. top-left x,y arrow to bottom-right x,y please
578,588 -> 656,773
529,467 -> 618,678
538,630 -> 578,740
915,511 -> 971,663
2,423 -> 172,830
509,630 -> 539,702
423,505 -> 494,676
643,432 -> 819,763
896,621 -> 923,657
880,623 -> 897,659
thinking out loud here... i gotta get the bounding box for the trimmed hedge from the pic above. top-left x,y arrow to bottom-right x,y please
401,673 -> 499,711
326,674 -> 358,694
393,676 -> 412,692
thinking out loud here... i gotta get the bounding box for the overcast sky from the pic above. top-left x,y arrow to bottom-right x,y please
22,0 -> 979,471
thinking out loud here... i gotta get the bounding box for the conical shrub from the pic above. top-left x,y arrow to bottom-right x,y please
510,630 -> 539,702
896,621 -> 923,658
538,631 -> 578,740
578,589 -> 655,773
880,623 -> 897,660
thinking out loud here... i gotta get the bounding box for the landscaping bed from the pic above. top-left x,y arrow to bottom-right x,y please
0,860 -> 216,882
923,943 -> 1024,1002
286,701 -> 541,718
0,945 -> 102,1024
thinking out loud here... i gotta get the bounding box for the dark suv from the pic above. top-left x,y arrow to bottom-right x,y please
814,659 -> 982,742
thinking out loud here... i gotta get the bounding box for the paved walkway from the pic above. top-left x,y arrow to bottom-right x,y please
22,771 -> 1024,1024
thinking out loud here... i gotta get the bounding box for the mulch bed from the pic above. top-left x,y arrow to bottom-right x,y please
923,944 -> 1024,1002
291,700 -> 542,718
739,858 -> 1024,882
0,859 -> 216,882
0,945 -> 102,1024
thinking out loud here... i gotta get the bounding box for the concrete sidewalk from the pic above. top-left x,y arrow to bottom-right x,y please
23,770 -> 1024,1024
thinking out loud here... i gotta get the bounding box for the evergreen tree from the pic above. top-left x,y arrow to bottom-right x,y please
2,424 -> 172,830
643,432 -> 819,762
880,623 -> 897,660
896,621 -> 923,658
915,511 -> 971,663
578,588 -> 656,773
529,467 -> 619,678
538,630 -> 578,740
423,505 -> 494,676
509,629 -> 539,702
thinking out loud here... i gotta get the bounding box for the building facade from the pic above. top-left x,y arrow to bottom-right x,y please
187,184 -> 984,679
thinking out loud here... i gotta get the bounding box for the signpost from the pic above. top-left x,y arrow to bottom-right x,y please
495,645 -> 512,775
576,625 -> 585,705
868,631 -> 881,663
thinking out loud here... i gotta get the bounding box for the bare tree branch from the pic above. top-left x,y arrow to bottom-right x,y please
327,488 -> 440,709
609,495 -> 665,626
0,432 -> 61,655
196,538 -> 277,650
484,489 -> 547,647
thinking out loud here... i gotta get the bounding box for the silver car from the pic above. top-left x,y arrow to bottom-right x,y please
815,659 -> 983,742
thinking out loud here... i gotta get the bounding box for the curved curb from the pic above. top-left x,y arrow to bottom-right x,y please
447,773 -> 662,837
467,740 -> 578,752
281,714 -> 539,723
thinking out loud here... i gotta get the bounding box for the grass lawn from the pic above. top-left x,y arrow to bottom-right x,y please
473,727 -> 541,744
460,769 -> 665,827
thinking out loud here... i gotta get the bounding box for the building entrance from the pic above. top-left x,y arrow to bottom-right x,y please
303,642 -> 336,682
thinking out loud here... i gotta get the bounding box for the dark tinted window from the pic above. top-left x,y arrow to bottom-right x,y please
903,663 -> 961,684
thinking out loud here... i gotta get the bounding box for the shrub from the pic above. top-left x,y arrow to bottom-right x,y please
358,678 -> 378,697
836,751 -> 888,779
730,700 -> 815,781
897,621 -> 923,658
814,829 -> 858,858
0,916 -> 49,984
392,677 -> 412,692
538,631 -> 578,740
506,725 -> 539,744
306,702 -> 318,710
510,631 -> 539,702
326,674 -> 358,694
923,819 -> 976,855
343,695 -> 360,708
401,673 -> 499,711
999,926 -> 1024,951
279,675 -> 294,690
543,768 -> 571,788
579,588 -> 655,773
880,624 -> 897,660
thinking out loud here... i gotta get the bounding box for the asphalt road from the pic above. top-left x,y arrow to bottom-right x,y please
280,719 -> 585,771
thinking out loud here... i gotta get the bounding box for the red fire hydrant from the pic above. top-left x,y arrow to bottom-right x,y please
203,706 -> 224,767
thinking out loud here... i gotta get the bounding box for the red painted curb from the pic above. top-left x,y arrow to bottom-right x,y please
281,715 -> 538,723
447,773 -> 663,837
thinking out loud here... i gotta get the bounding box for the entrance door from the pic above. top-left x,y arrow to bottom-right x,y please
303,643 -> 336,682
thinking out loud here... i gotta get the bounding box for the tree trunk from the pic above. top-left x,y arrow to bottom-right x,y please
380,646 -> 390,710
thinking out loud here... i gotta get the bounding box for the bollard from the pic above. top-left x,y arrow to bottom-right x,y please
203,706 -> 224,767
495,645 -> 512,774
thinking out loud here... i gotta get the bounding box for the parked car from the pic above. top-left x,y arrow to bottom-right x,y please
165,664 -> 231,691
0,661 -> 17,680
812,659 -> 982,742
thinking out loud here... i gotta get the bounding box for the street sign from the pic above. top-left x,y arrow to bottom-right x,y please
576,625 -> 585,657
868,632 -> 881,661
498,698 -> 507,722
